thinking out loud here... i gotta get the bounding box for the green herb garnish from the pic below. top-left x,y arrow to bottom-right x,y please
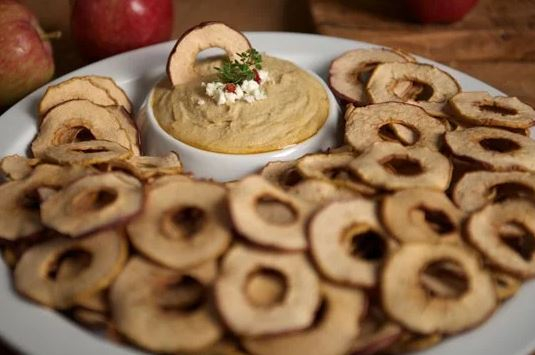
215,49 -> 263,84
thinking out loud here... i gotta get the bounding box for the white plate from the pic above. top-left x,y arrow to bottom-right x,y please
0,32 -> 534,355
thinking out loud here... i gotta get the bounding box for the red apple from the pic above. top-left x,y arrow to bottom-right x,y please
71,0 -> 173,61
0,0 -> 55,107
406,0 -> 479,24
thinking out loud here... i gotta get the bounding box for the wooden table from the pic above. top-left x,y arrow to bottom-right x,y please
309,0 -> 535,106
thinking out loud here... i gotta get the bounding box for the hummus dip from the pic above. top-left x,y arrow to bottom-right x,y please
152,56 -> 329,154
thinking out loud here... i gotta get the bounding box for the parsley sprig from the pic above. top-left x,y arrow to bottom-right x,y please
215,49 -> 263,84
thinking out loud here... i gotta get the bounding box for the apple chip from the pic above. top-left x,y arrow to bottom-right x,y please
381,243 -> 497,334
328,48 -> 415,104
296,152 -> 375,195
445,127 -> 535,172
349,142 -> 452,191
105,152 -> 182,180
260,160 -> 304,190
167,22 -> 251,86
110,257 -> 223,353
453,171 -> 535,212
344,102 -> 447,151
14,229 -> 127,309
450,92 -> 535,129
241,283 -> 366,355
0,164 -> 89,241
382,188 -> 464,244
287,179 -> 357,206
466,199 -> 535,279
0,155 -> 39,180
42,140 -> 131,166
32,100 -> 135,158
72,308 -> 110,329
351,304 -> 402,355
492,270 -> 521,301
38,77 -> 117,116
309,198 -> 397,288
41,172 -> 143,237
228,175 -> 314,251
85,76 -> 133,114
367,62 -> 460,104
215,244 -> 320,336
127,176 -> 231,270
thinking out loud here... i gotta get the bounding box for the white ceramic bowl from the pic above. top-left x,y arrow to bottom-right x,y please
136,70 -> 341,182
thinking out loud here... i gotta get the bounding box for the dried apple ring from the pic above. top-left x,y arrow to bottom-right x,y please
287,179 -> 357,206
445,127 -> 535,172
387,333 -> 443,353
84,75 -> 133,114
228,175 -> 314,251
351,304 -> 402,355
450,92 -> 535,129
309,198 -> 397,288
14,229 -> 128,309
105,152 -> 182,180
0,164 -> 89,241
73,308 -> 110,329
296,152 -> 375,195
32,100 -> 136,158
260,160 -> 304,190
241,282 -> 366,355
41,172 -> 143,237
381,243 -> 497,334
367,62 -> 460,104
453,171 -> 535,212
0,155 -> 39,180
167,21 -> 251,86
345,102 -> 447,152
328,48 -> 415,105
110,256 -> 223,353
215,244 -> 320,336
127,177 -> 231,270
42,140 -> 131,166
492,270 -> 521,301
38,77 -> 117,116
466,199 -> 535,279
382,188 -> 464,244
349,142 -> 452,191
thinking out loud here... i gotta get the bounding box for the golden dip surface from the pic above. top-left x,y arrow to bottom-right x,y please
152,56 -> 329,154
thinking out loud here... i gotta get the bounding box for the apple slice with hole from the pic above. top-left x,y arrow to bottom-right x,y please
167,21 -> 251,86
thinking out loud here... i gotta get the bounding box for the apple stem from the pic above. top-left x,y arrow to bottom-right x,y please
40,31 -> 62,41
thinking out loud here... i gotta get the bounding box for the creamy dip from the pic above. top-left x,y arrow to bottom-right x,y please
152,56 -> 329,154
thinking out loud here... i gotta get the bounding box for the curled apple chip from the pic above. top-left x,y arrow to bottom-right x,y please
344,102 -> 447,152
388,333 -> 443,354
296,152 -> 375,195
381,243 -> 497,334
42,140 -> 131,166
241,282 -> 366,355
167,22 -> 251,86
367,62 -> 460,104
382,188 -> 464,244
309,198 -> 397,288
85,76 -> 133,114
228,175 -> 314,251
0,164 -> 89,241
453,171 -> 535,212
127,176 -> 231,270
32,100 -> 135,158
466,199 -> 535,279
450,92 -> 535,129
287,179 -> 357,206
492,270 -> 521,301
260,160 -> 304,190
215,244 -> 320,336
41,172 -> 143,237
73,308 -> 110,329
105,152 -> 182,180
0,155 -> 39,181
110,257 -> 223,353
328,48 -> 415,105
349,142 -> 452,191
445,127 -> 535,172
14,229 -> 128,309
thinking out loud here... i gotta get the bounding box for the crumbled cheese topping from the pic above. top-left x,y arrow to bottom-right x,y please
202,70 -> 269,105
